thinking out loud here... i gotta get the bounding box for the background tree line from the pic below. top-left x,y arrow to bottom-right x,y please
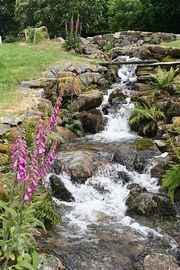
0,0 -> 179,40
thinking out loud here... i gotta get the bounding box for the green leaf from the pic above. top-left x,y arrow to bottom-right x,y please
32,250 -> 39,269
17,260 -> 35,270
0,200 -> 18,218
9,253 -> 16,261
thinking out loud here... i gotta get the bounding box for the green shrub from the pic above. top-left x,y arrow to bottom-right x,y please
4,35 -> 18,43
26,26 -> 49,44
62,109 -> 83,137
64,16 -> 82,54
129,103 -> 165,136
151,66 -> 179,93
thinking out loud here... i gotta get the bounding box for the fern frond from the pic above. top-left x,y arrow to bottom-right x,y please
162,164 -> 180,201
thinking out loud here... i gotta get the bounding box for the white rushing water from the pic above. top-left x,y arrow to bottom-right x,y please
94,56 -> 139,141
48,164 -> 159,235
44,57 -> 165,238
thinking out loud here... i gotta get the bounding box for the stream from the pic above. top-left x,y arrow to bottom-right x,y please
40,57 -> 180,270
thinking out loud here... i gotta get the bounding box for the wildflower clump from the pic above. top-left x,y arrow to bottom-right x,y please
0,98 -> 62,269
64,15 -> 82,54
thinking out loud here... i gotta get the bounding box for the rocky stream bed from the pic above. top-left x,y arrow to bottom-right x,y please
35,60 -> 180,270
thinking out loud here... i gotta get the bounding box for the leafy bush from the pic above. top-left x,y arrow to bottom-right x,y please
26,26 -> 49,44
62,105 -> 83,137
151,67 -> 179,93
0,98 -> 62,269
4,35 -> 18,43
129,103 -> 165,136
64,16 -> 82,54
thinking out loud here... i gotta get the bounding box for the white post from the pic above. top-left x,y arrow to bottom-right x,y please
0,36 -> 2,44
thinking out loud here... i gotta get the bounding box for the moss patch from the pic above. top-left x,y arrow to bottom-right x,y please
134,138 -> 154,150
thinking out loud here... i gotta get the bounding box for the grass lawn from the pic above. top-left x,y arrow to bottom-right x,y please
163,39 -> 180,48
0,40 -> 95,115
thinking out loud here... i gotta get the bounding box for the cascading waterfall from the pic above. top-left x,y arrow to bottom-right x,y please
44,57 -> 162,235
94,56 -> 138,141
44,56 -> 178,254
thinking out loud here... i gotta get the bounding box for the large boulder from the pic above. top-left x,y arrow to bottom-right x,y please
113,141 -> 161,173
79,72 -> 102,86
144,253 -> 180,270
49,175 -> 74,202
126,191 -> 176,219
75,90 -> 103,112
56,151 -> 94,183
79,108 -> 103,134
171,48 -> 180,58
56,127 -> 76,142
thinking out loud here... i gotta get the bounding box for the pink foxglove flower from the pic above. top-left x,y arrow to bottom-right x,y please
24,194 -> 29,203
12,97 -> 62,203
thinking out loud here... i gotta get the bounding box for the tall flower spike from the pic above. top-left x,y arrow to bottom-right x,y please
49,97 -> 62,133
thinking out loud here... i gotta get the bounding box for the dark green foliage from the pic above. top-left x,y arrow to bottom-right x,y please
3,35 -> 18,43
0,0 -> 18,39
14,0 -> 109,38
108,0 -> 143,32
108,0 -> 180,33
62,108 -> 83,137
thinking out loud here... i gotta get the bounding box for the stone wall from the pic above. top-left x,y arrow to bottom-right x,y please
81,31 -> 180,54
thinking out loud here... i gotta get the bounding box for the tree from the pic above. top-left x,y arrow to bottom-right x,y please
108,0 -> 143,32
15,0 -> 109,37
108,0 -> 180,33
0,0 -> 18,38
140,0 -> 180,33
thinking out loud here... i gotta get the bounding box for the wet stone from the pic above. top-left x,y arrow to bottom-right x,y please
38,253 -> 67,270
49,175 -> 75,202
117,171 -> 132,184
126,191 -> 176,219
144,253 -> 180,270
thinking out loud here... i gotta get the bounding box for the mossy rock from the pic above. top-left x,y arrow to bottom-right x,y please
0,143 -> 10,153
161,55 -> 175,62
57,127 -> 76,141
58,76 -> 84,95
133,138 -> 154,150
0,153 -> 9,165
172,117 -> 180,129
126,192 -> 176,219
5,128 -> 18,144
47,127 -> 76,151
